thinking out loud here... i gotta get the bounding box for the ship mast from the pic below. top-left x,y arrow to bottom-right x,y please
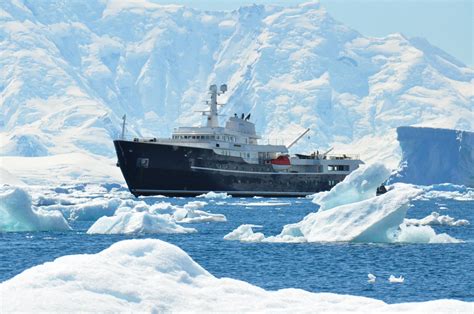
206,84 -> 227,128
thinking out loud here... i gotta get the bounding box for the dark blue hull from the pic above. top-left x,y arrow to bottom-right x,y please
114,140 -> 347,197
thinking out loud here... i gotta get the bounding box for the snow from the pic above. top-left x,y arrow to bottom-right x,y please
1,1 -> 473,173
0,187 -> 71,232
0,153 -> 124,185
1,239 -> 471,312
310,163 -> 391,211
405,212 -> 469,227
86,212 -> 196,234
196,191 -> 231,199
0,167 -> 25,186
390,127 -> 474,187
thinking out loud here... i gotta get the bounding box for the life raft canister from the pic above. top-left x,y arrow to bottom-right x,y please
271,155 -> 291,170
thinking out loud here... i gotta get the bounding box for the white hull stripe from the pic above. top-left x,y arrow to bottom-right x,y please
190,166 -> 338,175
133,189 -> 312,196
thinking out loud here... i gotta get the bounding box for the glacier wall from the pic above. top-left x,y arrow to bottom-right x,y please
1,0 -> 473,167
390,127 -> 474,187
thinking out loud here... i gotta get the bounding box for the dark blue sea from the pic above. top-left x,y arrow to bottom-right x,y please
1,194 -> 473,304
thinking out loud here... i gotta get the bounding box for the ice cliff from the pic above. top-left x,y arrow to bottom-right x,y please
1,239 -> 471,312
1,0 -> 473,172
390,127 -> 474,187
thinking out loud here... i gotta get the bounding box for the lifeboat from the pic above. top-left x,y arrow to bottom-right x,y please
271,155 -> 291,171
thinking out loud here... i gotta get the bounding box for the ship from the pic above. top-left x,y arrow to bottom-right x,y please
114,84 -> 364,197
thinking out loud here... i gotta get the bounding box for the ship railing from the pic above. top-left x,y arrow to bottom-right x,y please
326,154 -> 360,160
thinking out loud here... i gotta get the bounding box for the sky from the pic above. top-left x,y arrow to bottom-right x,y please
147,0 -> 473,67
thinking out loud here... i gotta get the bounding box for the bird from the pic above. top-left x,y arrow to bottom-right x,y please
389,275 -> 404,283
367,273 -> 376,283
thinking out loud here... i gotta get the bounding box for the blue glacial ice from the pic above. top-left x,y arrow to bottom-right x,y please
0,187 -> 71,232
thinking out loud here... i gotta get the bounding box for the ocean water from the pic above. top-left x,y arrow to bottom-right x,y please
1,195 -> 473,304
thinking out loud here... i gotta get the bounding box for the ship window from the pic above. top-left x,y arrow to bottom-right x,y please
192,136 -> 196,139
328,165 -> 350,171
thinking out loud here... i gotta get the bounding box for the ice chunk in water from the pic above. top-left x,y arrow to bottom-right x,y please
196,191 -> 231,199
87,212 -> 196,234
389,275 -> 404,283
0,187 -> 70,232
278,185 -> 421,243
223,224 -> 265,242
405,212 -> 469,227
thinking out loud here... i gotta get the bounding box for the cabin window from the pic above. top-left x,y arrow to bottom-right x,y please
328,165 -> 349,171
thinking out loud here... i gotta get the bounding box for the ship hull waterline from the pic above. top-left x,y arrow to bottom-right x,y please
114,140 -> 348,197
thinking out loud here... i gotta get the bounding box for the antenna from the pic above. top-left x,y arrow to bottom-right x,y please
287,128 -> 310,149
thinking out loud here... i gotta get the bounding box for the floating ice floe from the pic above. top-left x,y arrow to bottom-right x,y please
395,225 -> 460,244
196,191 -> 231,199
86,212 -> 196,234
417,184 -> 474,201
173,201 -> 226,223
87,200 -> 225,234
0,187 -> 71,232
405,212 -> 469,227
223,224 -> 265,242
389,275 -> 405,283
1,239 -> 471,312
225,163 -> 462,244
368,273 -> 376,283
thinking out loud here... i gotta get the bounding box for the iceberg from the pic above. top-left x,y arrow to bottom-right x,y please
277,185 -> 422,243
226,163 -> 462,244
66,198 -> 123,221
0,187 -> 71,232
391,127 -> 474,187
311,163 -> 391,211
1,239 -> 471,312
87,212 -> 196,234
